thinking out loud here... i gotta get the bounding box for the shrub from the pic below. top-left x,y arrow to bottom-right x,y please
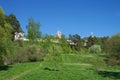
105,34 -> 120,66
107,57 -> 119,66
27,45 -> 45,62
105,53 -> 120,66
80,48 -> 89,54
16,45 -> 46,63
105,35 -> 120,54
17,48 -> 29,63
82,55 -> 106,69
44,44 -> 63,70
88,45 -> 101,54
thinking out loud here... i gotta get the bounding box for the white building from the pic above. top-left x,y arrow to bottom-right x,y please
14,32 -> 29,41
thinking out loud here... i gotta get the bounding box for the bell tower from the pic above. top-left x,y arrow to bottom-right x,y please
56,30 -> 62,39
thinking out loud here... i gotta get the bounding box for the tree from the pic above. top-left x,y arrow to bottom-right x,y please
0,25 -> 13,65
44,43 -> 63,71
0,7 -> 6,27
60,35 -> 71,53
0,7 -> 8,65
26,18 -> 41,42
68,34 -> 83,51
0,26 -> 7,65
105,33 -> 120,65
89,45 -> 101,54
6,14 -> 22,40
0,7 -> 14,65
86,36 -> 96,48
6,14 -> 22,32
101,36 -> 109,52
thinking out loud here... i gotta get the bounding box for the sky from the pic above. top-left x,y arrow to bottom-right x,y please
0,0 -> 120,37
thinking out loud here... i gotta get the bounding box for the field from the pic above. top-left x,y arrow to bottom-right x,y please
0,54 -> 120,80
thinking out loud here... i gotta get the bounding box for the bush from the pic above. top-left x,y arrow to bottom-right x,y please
44,44 -> 63,70
105,34 -> 120,66
80,48 -> 89,54
105,35 -> 120,54
88,45 -> 101,54
16,45 -> 46,63
105,53 -> 120,66
82,55 -> 106,69
17,48 -> 29,63
107,57 -> 119,66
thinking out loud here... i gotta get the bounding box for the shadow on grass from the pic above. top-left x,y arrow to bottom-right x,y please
44,67 -> 59,71
98,70 -> 120,79
0,65 -> 12,71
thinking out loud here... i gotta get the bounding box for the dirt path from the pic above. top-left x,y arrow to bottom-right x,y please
63,63 -> 93,66
9,64 -> 42,80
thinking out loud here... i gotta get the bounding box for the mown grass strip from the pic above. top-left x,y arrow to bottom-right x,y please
63,63 -> 93,66
9,63 -> 42,80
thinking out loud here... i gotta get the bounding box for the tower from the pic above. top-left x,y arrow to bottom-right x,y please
56,30 -> 62,39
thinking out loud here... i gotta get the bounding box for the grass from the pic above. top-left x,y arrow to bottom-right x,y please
0,54 -> 120,80
0,62 -> 41,80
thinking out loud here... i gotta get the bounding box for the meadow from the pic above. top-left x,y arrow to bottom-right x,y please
0,54 -> 120,80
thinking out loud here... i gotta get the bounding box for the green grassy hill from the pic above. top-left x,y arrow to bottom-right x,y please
0,54 -> 120,80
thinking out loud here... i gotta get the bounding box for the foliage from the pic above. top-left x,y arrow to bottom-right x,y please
16,45 -> 46,63
6,14 -> 22,32
79,48 -> 89,54
87,36 -> 97,48
0,26 -> 6,65
0,7 -> 5,27
44,44 -> 63,70
0,7 -> 14,65
106,34 -> 120,54
68,34 -> 83,51
89,45 -> 102,54
95,37 -> 103,45
105,34 -> 120,66
106,56 -> 120,66
26,17 -> 41,42
101,36 -> 109,51
60,35 -> 72,54
6,14 -> 22,40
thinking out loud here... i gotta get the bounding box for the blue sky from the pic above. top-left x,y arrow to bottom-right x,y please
0,0 -> 120,37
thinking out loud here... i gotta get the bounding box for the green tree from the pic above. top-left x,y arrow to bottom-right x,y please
0,7 -> 7,65
60,35 -> 71,53
95,37 -> 102,45
44,43 -> 62,71
105,33 -> 120,65
0,25 -> 13,65
0,7 -> 6,27
106,35 -> 120,54
26,18 -> 41,42
0,26 -> 7,65
0,7 -> 14,65
69,34 -> 83,51
101,36 -> 109,52
89,45 -> 101,54
87,36 -> 96,48
6,14 -> 22,40
6,14 -> 22,32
